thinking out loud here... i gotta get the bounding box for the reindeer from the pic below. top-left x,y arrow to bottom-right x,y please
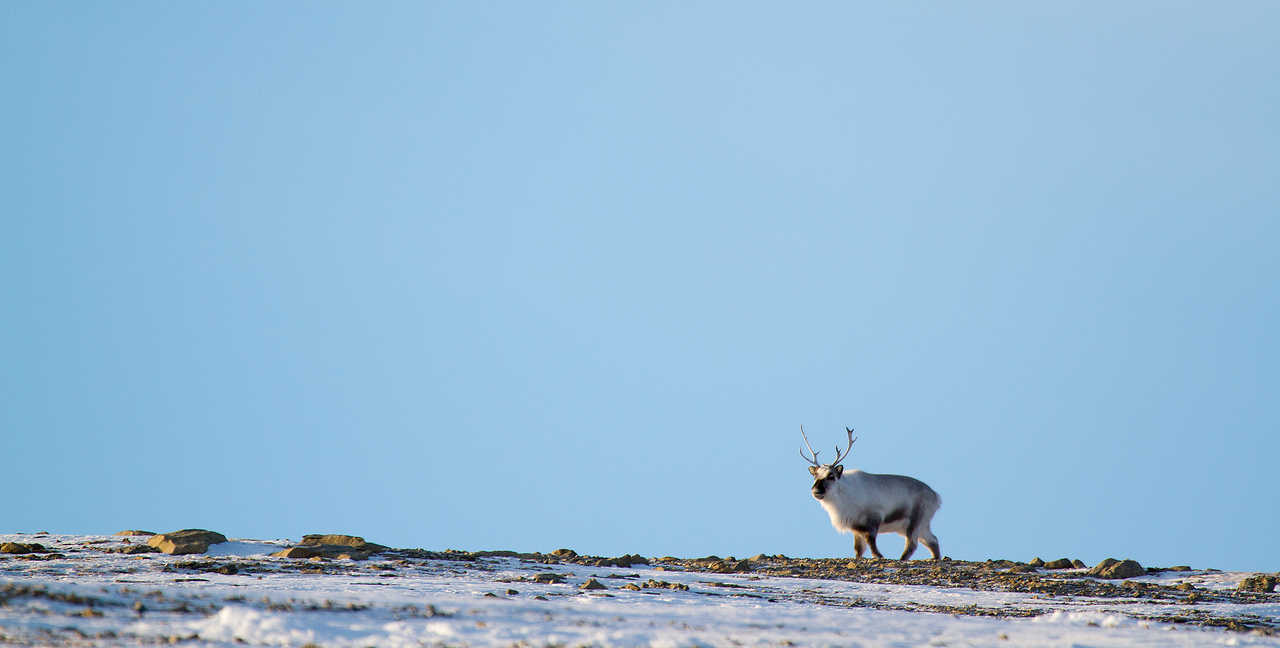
801,427 -> 942,561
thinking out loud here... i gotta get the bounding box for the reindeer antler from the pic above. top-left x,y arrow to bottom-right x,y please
831,427 -> 858,466
799,425 -> 822,467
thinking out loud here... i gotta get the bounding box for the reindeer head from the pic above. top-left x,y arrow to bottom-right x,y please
800,426 -> 857,500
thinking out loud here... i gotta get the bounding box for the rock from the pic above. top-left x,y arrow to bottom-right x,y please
1238,574 -> 1278,593
110,544 -> 160,555
711,559 -> 751,573
550,548 -> 577,558
1106,561 -> 1145,578
594,556 -> 640,568
580,578 -> 607,590
473,550 -> 521,558
270,545 -> 371,560
0,542 -> 49,554
1089,558 -> 1144,579
641,579 -> 689,591
271,547 -> 324,559
1044,558 -> 1075,570
1091,558 -> 1119,573
146,530 -> 227,555
532,573 -> 566,584
1072,559 -> 1087,568
302,534 -> 365,547
1167,565 -> 1192,572
299,534 -> 388,552
269,534 -> 387,560
1028,557 -> 1045,567
114,530 -> 156,537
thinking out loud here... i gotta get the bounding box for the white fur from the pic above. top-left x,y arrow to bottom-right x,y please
810,465 -> 942,560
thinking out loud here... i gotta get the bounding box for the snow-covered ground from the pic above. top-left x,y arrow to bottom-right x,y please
1,533 -> 1277,647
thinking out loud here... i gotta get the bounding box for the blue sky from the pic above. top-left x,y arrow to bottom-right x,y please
4,2 -> 1278,571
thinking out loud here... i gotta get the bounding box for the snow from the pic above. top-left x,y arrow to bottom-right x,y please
203,540 -> 291,558
1,533 -> 1277,647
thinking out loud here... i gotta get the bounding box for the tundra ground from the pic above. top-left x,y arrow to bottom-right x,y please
1,533 -> 1277,647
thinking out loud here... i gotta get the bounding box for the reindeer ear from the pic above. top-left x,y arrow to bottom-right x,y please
808,466 -> 818,476
833,465 -> 844,478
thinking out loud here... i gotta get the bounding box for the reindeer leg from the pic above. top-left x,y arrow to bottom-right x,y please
864,523 -> 884,559
853,518 -> 884,559
854,534 -> 867,559
899,536 -> 918,560
866,533 -> 884,559
920,528 -> 941,561
900,507 -> 921,560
